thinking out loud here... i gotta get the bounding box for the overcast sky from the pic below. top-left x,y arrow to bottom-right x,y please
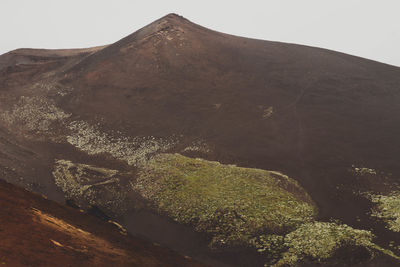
1,0 -> 399,66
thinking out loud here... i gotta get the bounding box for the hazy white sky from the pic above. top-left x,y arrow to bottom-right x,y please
1,0 -> 399,66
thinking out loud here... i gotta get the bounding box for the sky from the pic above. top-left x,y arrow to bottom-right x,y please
1,0 -> 399,66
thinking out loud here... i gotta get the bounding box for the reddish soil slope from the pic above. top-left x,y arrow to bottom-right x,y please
0,179 -> 201,267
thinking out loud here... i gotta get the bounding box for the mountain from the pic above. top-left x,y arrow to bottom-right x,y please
1,13 -> 400,266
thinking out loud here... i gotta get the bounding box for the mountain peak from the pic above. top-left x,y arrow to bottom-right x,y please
163,13 -> 184,19
155,13 -> 188,28
105,13 -> 191,49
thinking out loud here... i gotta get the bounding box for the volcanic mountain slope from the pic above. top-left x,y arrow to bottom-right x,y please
0,179 -> 201,267
1,13 -> 400,266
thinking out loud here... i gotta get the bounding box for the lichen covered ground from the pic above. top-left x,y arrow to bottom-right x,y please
351,166 -> 400,234
67,120 -> 178,166
369,191 -> 400,232
272,221 -> 400,266
134,153 -> 317,249
53,159 -> 134,215
131,153 -> 400,266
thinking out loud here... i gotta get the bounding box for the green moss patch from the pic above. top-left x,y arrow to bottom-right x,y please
53,159 -> 133,215
134,153 -> 317,247
277,222 -> 375,266
251,221 -> 400,266
132,154 -> 400,265
369,191 -> 400,232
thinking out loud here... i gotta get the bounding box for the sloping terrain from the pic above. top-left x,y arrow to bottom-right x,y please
1,13 -> 400,266
0,179 -> 201,267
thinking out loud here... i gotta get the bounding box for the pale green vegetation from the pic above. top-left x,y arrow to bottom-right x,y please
134,153 -> 317,247
369,191 -> 400,232
251,221 -> 400,266
53,159 -> 132,214
67,120 -> 178,166
133,154 -> 400,265
50,152 -> 400,265
276,222 -> 375,266
182,139 -> 212,154
352,166 -> 377,176
53,159 -> 119,195
350,166 -> 400,232
50,153 -> 400,266
263,106 -> 274,119
0,96 -> 70,133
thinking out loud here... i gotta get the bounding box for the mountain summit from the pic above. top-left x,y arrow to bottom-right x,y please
1,14 -> 400,266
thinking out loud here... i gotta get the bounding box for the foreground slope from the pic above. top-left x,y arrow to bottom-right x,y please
1,13 -> 400,266
0,179 -> 201,267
